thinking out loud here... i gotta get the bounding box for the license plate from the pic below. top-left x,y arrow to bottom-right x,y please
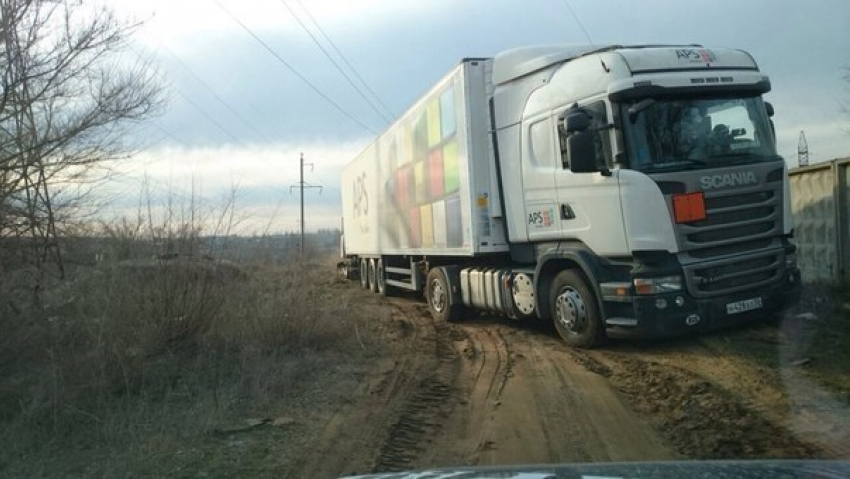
726,297 -> 763,315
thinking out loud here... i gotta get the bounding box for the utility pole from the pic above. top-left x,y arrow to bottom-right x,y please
290,153 -> 322,258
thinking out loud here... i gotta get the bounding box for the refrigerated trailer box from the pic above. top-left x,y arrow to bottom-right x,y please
341,60 -> 508,258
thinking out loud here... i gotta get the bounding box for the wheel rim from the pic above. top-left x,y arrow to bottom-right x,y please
554,286 -> 587,335
368,260 -> 376,289
429,278 -> 446,313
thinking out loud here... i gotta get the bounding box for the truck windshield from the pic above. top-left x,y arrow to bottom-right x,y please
621,96 -> 778,172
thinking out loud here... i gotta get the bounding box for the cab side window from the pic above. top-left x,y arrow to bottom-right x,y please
559,101 -> 613,170
529,119 -> 555,168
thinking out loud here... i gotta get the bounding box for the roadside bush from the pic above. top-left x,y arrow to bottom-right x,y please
0,226 -> 359,472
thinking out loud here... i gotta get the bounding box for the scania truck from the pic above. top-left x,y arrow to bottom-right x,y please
339,45 -> 801,348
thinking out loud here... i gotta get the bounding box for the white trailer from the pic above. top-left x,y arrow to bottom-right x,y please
339,45 -> 801,348
341,60 -> 507,258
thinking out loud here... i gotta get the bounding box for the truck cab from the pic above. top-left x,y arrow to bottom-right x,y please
490,45 -> 800,345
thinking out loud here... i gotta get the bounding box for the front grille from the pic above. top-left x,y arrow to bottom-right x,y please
693,206 -> 774,228
674,183 -> 784,297
689,253 -> 780,295
705,190 -> 773,209
687,238 -> 772,259
679,187 -> 780,250
689,221 -> 775,244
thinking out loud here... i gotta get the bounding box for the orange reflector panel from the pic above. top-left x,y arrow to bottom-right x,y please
672,192 -> 707,223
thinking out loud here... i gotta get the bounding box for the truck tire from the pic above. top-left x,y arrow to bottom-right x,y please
426,268 -> 462,323
550,269 -> 605,349
368,258 -> 378,293
359,258 -> 369,289
376,258 -> 389,296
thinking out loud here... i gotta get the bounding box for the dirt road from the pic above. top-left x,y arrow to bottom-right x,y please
289,287 -> 845,477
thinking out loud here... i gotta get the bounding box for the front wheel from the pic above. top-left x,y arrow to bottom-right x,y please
550,269 -> 605,349
426,268 -> 462,323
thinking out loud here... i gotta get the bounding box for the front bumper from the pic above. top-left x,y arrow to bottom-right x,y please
607,266 -> 801,339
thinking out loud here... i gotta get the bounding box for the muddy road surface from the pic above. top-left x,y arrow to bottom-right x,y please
289,288 -> 844,477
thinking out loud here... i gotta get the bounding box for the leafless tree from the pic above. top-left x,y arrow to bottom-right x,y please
0,0 -> 165,299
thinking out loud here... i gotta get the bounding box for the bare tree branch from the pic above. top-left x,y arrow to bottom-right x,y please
0,0 -> 166,295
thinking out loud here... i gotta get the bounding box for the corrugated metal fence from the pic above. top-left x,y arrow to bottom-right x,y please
789,157 -> 850,284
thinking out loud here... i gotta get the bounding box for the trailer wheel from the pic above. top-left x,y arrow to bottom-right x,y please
550,269 -> 605,349
359,258 -> 369,289
376,258 -> 389,296
426,268 -> 461,323
368,258 -> 378,293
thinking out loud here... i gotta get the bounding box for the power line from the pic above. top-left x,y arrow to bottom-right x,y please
214,0 -> 377,136
291,0 -> 395,120
558,0 -> 594,44
279,0 -> 391,125
162,44 -> 273,144
173,87 -> 248,148
130,44 -> 251,149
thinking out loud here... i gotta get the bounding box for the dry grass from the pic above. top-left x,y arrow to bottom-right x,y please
0,227 -> 371,476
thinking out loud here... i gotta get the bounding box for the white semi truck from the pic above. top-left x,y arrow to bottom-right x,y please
339,45 -> 801,348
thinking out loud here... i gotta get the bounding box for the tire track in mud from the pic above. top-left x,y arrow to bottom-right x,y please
569,349 -> 824,460
288,297 -> 456,478
294,291 -> 685,476
466,327 -> 513,463
374,377 -> 454,470
434,320 -> 675,466
505,331 -> 674,462
371,302 -> 464,472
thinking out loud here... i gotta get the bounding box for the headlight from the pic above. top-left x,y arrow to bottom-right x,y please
785,253 -> 797,270
634,275 -> 683,295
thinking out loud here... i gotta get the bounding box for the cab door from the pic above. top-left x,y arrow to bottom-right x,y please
522,114 -> 560,241
554,100 -> 628,256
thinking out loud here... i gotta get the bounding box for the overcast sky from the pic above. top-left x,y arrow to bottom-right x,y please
103,0 -> 850,233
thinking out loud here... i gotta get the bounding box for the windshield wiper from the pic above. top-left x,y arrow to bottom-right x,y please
707,153 -> 780,165
645,158 -> 708,171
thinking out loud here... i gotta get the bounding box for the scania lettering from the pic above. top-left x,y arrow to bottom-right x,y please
338,45 -> 801,348
699,171 -> 758,190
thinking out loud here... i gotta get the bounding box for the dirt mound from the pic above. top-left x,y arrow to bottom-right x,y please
586,354 -> 822,459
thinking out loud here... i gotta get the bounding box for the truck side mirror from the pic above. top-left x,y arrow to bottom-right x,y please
566,132 -> 599,173
563,111 -> 591,133
764,102 -> 776,138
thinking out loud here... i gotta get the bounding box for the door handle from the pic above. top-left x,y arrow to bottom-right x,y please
561,204 -> 575,220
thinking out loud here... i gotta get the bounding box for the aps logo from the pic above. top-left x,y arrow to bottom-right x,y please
352,172 -> 368,217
